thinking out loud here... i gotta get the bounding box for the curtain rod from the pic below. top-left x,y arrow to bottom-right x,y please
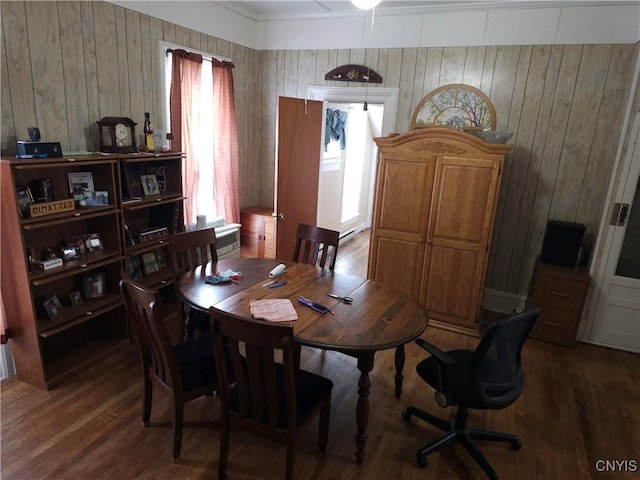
165,48 -> 231,63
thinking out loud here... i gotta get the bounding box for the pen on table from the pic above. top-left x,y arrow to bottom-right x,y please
268,281 -> 287,288
262,280 -> 275,287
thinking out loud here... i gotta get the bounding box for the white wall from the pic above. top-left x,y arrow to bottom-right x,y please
109,1 -> 640,50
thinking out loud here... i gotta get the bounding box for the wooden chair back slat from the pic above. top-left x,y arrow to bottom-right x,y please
292,223 -> 340,270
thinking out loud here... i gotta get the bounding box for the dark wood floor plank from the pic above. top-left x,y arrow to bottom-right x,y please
2,229 -> 639,479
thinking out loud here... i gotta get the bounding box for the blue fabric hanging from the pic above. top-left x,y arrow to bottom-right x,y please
324,108 -> 347,151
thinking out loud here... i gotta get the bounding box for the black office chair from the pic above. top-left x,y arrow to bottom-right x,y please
402,308 -> 539,480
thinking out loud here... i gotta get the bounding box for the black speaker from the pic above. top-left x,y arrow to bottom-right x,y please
540,220 -> 585,267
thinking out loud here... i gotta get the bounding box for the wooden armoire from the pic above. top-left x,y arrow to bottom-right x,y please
369,127 -> 511,335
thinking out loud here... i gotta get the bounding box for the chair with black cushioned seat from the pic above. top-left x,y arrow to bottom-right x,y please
292,223 -> 340,270
402,308 -> 539,480
169,227 -> 218,339
209,308 -> 333,480
120,273 -> 220,462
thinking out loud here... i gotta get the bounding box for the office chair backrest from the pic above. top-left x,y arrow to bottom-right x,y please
470,308 -> 539,409
292,223 -> 340,270
210,309 -> 297,431
120,273 -> 182,392
169,227 -> 218,275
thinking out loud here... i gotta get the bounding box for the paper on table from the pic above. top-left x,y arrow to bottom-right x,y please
249,299 -> 298,323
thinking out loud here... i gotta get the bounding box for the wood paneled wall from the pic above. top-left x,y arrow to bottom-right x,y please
260,44 -> 639,295
2,1 -> 638,297
0,1 -> 262,209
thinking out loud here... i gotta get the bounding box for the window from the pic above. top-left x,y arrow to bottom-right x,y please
161,42 -> 239,226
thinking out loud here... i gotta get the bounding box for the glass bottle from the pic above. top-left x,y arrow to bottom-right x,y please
143,112 -> 154,152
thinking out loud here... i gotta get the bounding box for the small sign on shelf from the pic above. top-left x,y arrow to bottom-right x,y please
29,199 -> 75,218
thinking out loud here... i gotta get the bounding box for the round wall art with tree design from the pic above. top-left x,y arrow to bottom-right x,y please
410,83 -> 496,131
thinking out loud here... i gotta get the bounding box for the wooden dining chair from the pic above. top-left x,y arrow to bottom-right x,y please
209,308 -> 333,480
169,227 -> 218,339
292,223 -> 340,270
120,273 -> 219,462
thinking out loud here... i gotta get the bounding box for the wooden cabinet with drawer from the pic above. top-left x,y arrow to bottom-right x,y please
240,207 -> 276,259
526,257 -> 591,346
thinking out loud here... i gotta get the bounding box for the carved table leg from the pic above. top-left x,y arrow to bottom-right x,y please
394,345 -> 405,399
355,352 -> 375,465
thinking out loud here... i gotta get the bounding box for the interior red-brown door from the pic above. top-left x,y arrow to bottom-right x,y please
275,96 -> 324,259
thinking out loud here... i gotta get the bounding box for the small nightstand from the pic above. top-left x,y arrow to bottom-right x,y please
240,207 -> 276,259
526,257 -> 591,346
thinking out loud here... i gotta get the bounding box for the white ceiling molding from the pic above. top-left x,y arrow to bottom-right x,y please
108,1 -> 640,50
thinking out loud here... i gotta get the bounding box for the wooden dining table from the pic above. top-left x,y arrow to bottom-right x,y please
176,257 -> 428,464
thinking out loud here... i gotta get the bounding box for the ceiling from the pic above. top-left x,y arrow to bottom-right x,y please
211,1 -> 636,21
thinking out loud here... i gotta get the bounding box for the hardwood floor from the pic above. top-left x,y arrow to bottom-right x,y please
2,229 -> 639,479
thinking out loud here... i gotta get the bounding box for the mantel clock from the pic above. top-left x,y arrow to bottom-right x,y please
97,117 -> 137,153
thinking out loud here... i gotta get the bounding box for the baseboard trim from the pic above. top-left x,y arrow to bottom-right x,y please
483,288 -> 527,314
428,319 -> 480,337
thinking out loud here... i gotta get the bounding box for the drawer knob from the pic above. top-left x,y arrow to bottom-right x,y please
551,290 -> 569,298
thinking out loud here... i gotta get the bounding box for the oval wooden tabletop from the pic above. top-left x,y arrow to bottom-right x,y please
176,258 -> 428,353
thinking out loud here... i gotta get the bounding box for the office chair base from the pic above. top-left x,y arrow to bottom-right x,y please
402,405 -> 520,480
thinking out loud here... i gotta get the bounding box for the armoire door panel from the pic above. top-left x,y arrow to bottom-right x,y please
423,245 -> 482,325
370,236 -> 425,298
376,156 -> 435,237
431,158 -> 499,244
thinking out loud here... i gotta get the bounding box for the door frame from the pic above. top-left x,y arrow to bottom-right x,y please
579,112 -> 640,351
306,86 -> 399,232
579,48 -> 640,347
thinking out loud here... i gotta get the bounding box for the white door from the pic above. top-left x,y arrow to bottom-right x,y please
588,113 -> 640,353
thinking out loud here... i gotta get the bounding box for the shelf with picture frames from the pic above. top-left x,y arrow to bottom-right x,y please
0,150 -> 186,389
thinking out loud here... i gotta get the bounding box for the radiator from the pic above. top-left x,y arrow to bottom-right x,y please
214,223 -> 241,259
186,218 -> 241,259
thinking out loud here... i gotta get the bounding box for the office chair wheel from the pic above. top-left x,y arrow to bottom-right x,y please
510,439 -> 522,451
416,452 -> 428,468
401,409 -> 412,422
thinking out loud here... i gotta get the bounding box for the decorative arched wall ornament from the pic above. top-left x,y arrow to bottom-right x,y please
411,83 -> 496,131
324,65 -> 382,83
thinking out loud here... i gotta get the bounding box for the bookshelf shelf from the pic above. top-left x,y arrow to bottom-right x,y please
0,152 -> 185,389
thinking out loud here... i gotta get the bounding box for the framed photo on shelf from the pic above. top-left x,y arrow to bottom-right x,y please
84,233 -> 103,252
126,255 -> 143,280
154,248 -> 167,268
69,290 -> 83,306
82,190 -> 109,206
141,251 -> 159,275
68,172 -> 95,200
16,185 -> 33,218
140,174 -> 160,196
43,294 -> 63,319
82,272 -> 105,299
121,163 -> 143,198
146,166 -> 166,192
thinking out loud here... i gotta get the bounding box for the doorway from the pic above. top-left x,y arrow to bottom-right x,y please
317,102 -> 383,236
306,86 -> 398,246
